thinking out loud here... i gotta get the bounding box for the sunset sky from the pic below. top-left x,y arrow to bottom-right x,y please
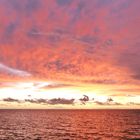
0,0 -> 140,109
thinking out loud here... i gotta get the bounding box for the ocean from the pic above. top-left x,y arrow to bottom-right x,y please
0,109 -> 139,140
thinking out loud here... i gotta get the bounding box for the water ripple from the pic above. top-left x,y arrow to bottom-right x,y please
0,110 -> 139,140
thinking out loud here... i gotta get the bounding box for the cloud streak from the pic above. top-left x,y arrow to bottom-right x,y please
0,63 -> 31,77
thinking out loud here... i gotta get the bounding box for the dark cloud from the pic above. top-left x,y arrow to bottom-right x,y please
25,0 -> 41,13
44,60 -> 76,72
37,98 -> 48,104
4,22 -> 18,38
107,97 -> 113,102
96,0 -> 114,8
47,34 -> 61,44
116,46 -> 140,81
27,28 -> 67,44
131,74 -> 140,80
7,0 -> 22,11
25,98 -> 75,105
27,28 -> 43,39
79,95 -> 89,104
113,102 -> 122,105
2,97 -> 139,106
56,0 -> 73,6
25,99 -> 47,104
1,21 -> 19,44
3,98 -> 20,103
25,99 -> 38,104
71,1 -> 85,22
48,98 -> 75,105
112,0 -> 132,13
5,0 -> 41,13
27,27 -> 62,44
78,35 -> 99,45
2,97 -> 75,105
53,28 -> 70,35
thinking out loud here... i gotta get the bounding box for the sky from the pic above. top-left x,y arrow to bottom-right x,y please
0,0 -> 140,109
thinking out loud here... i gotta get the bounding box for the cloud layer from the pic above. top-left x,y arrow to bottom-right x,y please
0,0 -> 140,109
0,0 -> 139,85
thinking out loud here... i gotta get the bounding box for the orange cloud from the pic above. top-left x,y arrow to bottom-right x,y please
0,0 -> 140,108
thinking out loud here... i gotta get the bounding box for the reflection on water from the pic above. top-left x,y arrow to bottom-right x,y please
0,110 -> 139,140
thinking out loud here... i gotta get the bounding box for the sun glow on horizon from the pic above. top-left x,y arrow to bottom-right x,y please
0,80 -> 139,109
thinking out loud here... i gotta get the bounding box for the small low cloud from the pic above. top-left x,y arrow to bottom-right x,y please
79,95 -> 89,104
94,101 -> 122,106
94,98 -> 122,106
1,96 -> 139,107
107,97 -> 113,102
25,99 -> 47,104
127,102 -> 140,106
94,101 -> 105,105
2,97 -> 75,105
3,98 -> 20,103
24,98 -> 75,105
48,98 -> 75,105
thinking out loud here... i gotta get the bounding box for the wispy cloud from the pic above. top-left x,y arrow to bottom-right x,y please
110,93 -> 138,97
40,83 -> 74,89
0,63 -> 31,77
115,88 -> 140,93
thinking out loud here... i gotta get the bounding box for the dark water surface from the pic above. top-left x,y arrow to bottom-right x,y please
0,109 -> 139,140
